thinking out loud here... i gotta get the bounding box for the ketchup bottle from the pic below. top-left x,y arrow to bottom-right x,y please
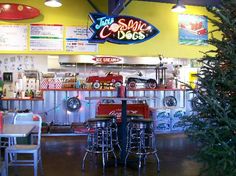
117,85 -> 126,98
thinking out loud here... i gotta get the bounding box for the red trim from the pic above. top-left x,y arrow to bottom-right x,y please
40,88 -> 186,91
0,97 -> 44,101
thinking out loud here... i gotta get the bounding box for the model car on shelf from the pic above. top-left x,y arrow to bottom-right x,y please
86,72 -> 123,89
125,72 -> 158,89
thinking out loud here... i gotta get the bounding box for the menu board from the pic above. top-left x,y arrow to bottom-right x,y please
65,26 -> 98,52
0,25 -> 27,51
30,24 -> 63,51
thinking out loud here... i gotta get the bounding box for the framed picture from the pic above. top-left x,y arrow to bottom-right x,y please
179,14 -> 208,45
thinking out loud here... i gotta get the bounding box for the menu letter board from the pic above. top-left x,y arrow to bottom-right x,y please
0,25 -> 27,51
66,26 -> 98,52
30,24 -> 63,51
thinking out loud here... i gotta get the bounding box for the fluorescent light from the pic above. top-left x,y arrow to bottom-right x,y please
45,0 -> 62,7
171,0 -> 186,13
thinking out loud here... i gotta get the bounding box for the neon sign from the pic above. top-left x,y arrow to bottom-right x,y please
89,13 -> 160,44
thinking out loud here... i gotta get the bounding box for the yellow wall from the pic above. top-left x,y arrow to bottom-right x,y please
0,0 -> 218,58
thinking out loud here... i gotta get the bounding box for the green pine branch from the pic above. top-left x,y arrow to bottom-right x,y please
182,0 -> 236,175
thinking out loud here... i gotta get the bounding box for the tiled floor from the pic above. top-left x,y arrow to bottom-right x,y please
8,133 -> 200,176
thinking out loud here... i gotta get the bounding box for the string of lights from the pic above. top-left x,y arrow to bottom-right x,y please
37,97 -> 95,117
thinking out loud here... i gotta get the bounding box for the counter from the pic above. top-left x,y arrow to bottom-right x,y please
0,88 -> 192,126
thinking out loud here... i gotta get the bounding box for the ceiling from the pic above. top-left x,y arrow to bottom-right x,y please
88,0 -> 222,16
137,0 -> 221,7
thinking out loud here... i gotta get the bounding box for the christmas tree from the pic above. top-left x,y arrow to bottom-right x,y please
183,0 -> 236,175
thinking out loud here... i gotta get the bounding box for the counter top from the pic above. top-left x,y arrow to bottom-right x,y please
40,88 -> 187,91
85,96 -> 156,100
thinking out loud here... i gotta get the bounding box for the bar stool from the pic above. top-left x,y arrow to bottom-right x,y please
126,114 -> 144,151
125,119 -> 160,172
95,115 -> 121,151
82,118 -> 117,171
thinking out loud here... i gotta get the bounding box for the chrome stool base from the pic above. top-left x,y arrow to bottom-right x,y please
96,115 -> 121,152
125,119 -> 160,172
82,118 -> 117,171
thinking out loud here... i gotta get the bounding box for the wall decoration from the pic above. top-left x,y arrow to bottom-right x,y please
0,3 -> 40,20
0,55 -> 48,74
179,14 -> 208,45
89,13 -> 159,44
65,26 -> 98,52
163,96 -> 177,107
30,24 -> 63,51
92,57 -> 122,64
0,25 -> 27,51
66,97 -> 81,112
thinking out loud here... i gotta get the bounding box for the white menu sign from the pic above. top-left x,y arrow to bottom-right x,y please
0,25 -> 27,51
66,26 -> 98,52
30,24 -> 63,51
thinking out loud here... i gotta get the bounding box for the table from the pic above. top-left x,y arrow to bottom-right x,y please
85,96 -> 151,164
0,124 -> 35,158
0,124 -> 35,138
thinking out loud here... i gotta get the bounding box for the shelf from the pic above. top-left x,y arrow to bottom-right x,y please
0,97 -> 44,101
85,96 -> 156,100
127,88 -> 186,91
40,88 -> 116,91
40,88 -> 187,91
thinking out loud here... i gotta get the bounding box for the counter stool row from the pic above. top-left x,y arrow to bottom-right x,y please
82,114 -> 160,173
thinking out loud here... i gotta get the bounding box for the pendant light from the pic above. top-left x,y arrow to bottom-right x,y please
45,0 -> 62,7
171,0 -> 186,13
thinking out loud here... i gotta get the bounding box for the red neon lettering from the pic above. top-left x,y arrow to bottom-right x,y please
118,19 -> 128,31
140,23 -> 148,31
118,19 -> 149,32
128,20 -> 139,31
99,25 -> 112,39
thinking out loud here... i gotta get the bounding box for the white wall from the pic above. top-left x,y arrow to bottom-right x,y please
0,55 -> 48,77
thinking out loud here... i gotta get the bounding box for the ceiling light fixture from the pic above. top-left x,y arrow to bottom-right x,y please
171,0 -> 186,13
44,0 -> 62,7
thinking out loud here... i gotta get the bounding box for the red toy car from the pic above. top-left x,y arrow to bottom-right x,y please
86,72 -> 123,89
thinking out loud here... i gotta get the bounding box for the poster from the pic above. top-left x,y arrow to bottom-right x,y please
0,25 -> 27,51
65,26 -> 98,52
179,14 -> 208,45
30,24 -> 63,51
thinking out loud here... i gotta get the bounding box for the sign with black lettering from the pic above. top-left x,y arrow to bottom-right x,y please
89,13 -> 159,44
